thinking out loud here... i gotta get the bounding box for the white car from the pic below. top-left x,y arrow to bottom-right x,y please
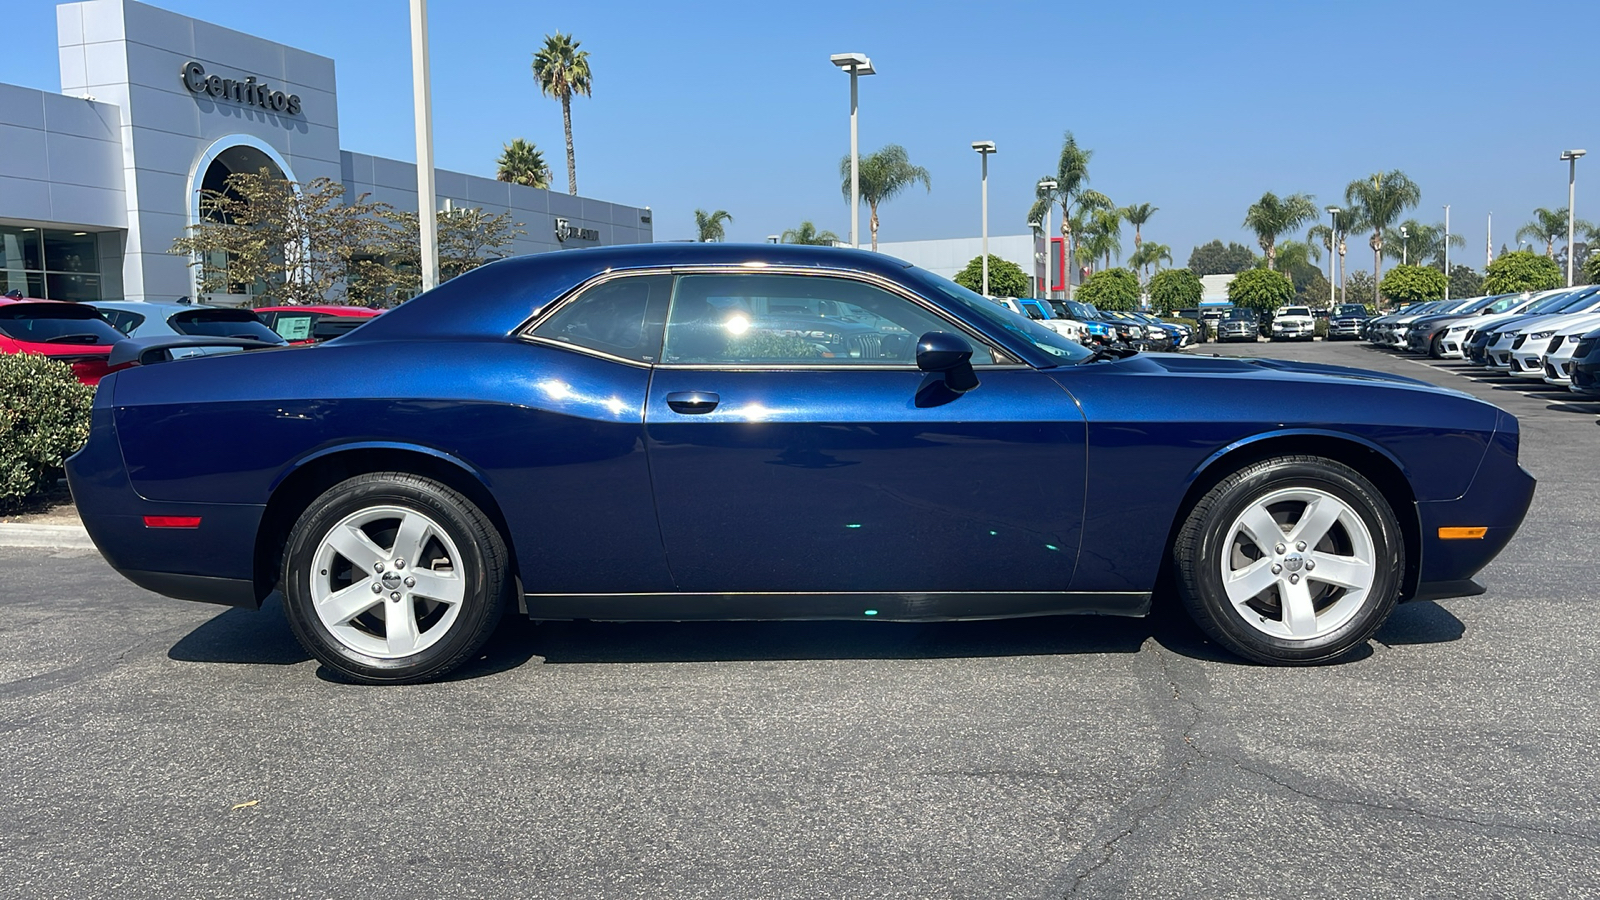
1436,291 -> 1560,358
1541,314 -> 1600,385
1270,305 -> 1315,341
1493,291 -> 1600,375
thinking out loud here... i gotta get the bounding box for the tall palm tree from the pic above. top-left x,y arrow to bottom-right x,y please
495,138 -> 551,189
693,209 -> 733,243
1516,207 -> 1595,257
1242,191 -> 1318,271
1028,132 -> 1112,297
1121,203 -> 1157,253
531,32 -> 593,196
838,144 -> 930,251
1128,241 -> 1172,281
1381,219 -> 1466,267
780,221 -> 840,245
1344,171 -> 1422,302
1075,208 -> 1123,273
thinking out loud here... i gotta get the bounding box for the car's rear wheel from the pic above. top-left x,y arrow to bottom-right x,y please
1173,456 -> 1403,664
282,472 -> 509,684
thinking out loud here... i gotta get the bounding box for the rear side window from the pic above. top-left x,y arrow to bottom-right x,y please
169,309 -> 284,342
97,309 -> 147,334
0,305 -> 126,344
532,274 -> 671,363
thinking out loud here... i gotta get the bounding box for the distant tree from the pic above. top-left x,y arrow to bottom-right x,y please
693,209 -> 733,242
1448,265 -> 1483,298
1077,207 -> 1123,270
1121,202 -> 1157,253
1586,252 -> 1600,286
1187,240 -> 1256,275
1243,191 -> 1318,270
1128,241 -> 1173,281
839,144 -> 931,251
1298,271 -> 1333,307
1344,170 -> 1422,302
1148,268 -> 1202,315
1029,133 -> 1113,297
1380,264 -> 1448,304
1383,219 -> 1464,267
1227,267 -> 1294,312
780,221 -> 839,245
954,255 -> 1030,298
531,32 -> 592,196
495,138 -> 551,189
1076,267 -> 1141,310
1515,207 -> 1594,258
1481,250 -> 1563,294
1344,270 -> 1376,306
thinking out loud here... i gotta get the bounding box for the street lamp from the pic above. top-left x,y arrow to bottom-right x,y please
1039,179 -> 1057,299
1561,149 -> 1587,286
1400,225 -> 1409,266
830,53 -> 875,250
1326,206 -> 1342,305
410,0 -> 439,291
1443,204 -> 1451,300
767,235 -> 780,244
972,141 -> 997,296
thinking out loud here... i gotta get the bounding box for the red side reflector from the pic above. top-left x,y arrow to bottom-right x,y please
143,516 -> 201,529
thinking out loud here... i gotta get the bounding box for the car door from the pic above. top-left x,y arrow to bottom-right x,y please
644,269 -> 1087,595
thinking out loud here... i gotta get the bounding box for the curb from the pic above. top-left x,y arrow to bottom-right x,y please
0,523 -> 96,550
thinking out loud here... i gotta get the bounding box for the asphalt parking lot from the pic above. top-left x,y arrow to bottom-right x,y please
2,339 -> 1596,899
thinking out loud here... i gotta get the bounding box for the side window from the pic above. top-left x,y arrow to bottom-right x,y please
661,273 -> 993,366
531,274 -> 671,364
99,310 -> 145,334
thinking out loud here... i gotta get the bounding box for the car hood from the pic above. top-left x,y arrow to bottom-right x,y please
1132,352 -> 1462,393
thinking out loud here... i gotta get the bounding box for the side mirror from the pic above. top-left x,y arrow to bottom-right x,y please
916,331 -> 979,393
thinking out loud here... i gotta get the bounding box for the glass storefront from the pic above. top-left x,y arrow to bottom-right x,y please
0,226 -> 103,301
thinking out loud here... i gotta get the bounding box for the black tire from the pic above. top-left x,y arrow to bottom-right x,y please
1172,455 -> 1404,665
1429,334 -> 1444,359
282,472 -> 510,684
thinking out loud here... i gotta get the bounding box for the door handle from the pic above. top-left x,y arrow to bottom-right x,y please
665,391 -> 720,414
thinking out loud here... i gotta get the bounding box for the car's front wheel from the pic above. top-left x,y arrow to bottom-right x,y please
1172,456 -> 1403,664
282,472 -> 510,684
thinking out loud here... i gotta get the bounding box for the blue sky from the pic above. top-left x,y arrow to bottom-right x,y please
5,0 -> 1598,269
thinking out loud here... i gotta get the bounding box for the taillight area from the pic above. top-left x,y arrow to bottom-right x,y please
143,516 -> 202,529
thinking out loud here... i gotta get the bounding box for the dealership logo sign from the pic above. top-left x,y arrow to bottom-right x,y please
555,218 -> 599,243
181,61 -> 302,116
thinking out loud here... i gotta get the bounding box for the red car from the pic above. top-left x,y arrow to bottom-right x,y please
254,305 -> 382,344
0,297 -> 128,385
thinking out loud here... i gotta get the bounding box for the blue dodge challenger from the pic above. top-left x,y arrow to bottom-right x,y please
68,244 -> 1535,682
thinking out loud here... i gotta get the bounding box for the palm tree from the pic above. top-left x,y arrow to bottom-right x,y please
1516,207 -> 1595,257
1121,203 -> 1157,253
838,144 -> 930,251
1273,239 -> 1321,276
1074,208 -> 1123,273
495,138 -> 551,189
1345,171 -> 1421,303
1028,132 -> 1112,297
693,209 -> 733,243
1242,191 -> 1318,271
531,32 -> 593,196
780,221 -> 840,245
1382,219 -> 1466,267
1128,241 -> 1172,282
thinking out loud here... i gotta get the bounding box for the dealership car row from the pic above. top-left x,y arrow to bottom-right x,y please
1354,285 -> 1600,397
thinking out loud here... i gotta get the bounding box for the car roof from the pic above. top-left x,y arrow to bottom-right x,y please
253,305 -> 383,316
93,300 -> 222,315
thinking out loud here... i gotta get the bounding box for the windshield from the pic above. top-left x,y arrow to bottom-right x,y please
169,309 -> 285,343
1064,301 -> 1101,320
1225,309 -> 1256,321
1335,304 -> 1367,317
905,268 -> 1093,364
1280,307 -> 1310,317
1485,295 -> 1525,313
0,305 -> 126,344
1552,288 -> 1600,313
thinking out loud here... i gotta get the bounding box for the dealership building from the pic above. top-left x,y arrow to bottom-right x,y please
0,0 -> 652,305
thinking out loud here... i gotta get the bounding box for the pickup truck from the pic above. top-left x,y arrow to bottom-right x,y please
1269,305 -> 1316,341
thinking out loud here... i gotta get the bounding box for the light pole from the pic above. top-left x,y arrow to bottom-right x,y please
410,0 -> 438,291
1028,221 -> 1041,299
1487,212 -> 1493,267
767,235 -> 780,244
1400,225 -> 1409,266
1561,149 -> 1587,286
1326,206 -> 1341,305
1039,178 -> 1057,299
972,141 -> 996,296
1443,204 -> 1451,300
830,53 -> 875,250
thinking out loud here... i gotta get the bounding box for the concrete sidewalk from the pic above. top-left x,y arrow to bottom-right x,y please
0,523 -> 95,550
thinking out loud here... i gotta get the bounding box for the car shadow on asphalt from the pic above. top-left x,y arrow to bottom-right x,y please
164,593 -> 1468,677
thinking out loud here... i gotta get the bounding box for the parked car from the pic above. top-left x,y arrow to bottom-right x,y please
1462,288 -> 1589,366
1539,316 -> 1600,386
1012,298 -> 1089,343
1269,305 -> 1316,341
68,244 -> 1535,683
1568,327 -> 1600,396
1215,308 -> 1259,342
1479,287 -> 1600,371
93,301 -> 286,358
1413,292 -> 1554,359
254,305 -> 382,344
1047,299 -> 1117,345
0,297 -> 127,385
1326,304 -> 1370,341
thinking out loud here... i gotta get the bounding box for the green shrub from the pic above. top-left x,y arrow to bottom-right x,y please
1380,264 -> 1448,304
1227,267 -> 1294,312
953,254 -> 1031,298
1148,268 -> 1203,315
1482,251 -> 1562,294
0,354 -> 94,507
1314,318 -> 1329,338
1077,268 -> 1141,310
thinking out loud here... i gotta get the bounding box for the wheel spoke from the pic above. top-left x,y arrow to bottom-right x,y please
1307,552 -> 1371,591
1289,496 -> 1343,548
407,569 -> 465,606
1224,558 -> 1278,607
326,524 -> 386,573
1280,578 -> 1319,637
390,512 -> 433,565
1236,504 -> 1285,550
385,598 -> 420,655
319,578 -> 381,625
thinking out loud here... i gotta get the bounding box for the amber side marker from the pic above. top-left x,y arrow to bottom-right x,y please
1438,527 -> 1487,540
143,516 -> 201,529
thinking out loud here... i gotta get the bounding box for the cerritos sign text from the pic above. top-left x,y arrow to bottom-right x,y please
180,61 -> 303,116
